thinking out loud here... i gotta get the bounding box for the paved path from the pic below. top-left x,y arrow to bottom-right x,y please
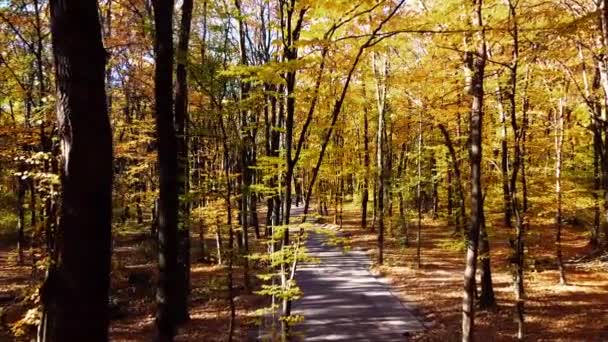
291,225 -> 424,341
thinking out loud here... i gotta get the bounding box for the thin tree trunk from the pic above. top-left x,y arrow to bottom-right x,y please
372,51 -> 388,265
397,143 -> 408,241
555,97 -> 567,285
495,85 -> 512,227
234,0 -> 252,293
33,0 -> 46,105
30,178 -> 37,228
377,100 -> 385,265
215,216 -> 222,265
579,44 -> 602,247
16,166 -> 26,265
362,97 -> 370,230
371,182 -> 377,232
199,218 -> 206,262
218,105 -> 236,342
462,1 -> 486,340
225,168 -> 236,342
431,153 -> 438,219
416,112 -> 422,268
506,2 -> 525,339
447,154 -> 454,225
251,152 -> 261,239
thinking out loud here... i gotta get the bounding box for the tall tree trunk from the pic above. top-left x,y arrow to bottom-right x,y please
265,85 -> 280,236
506,2 -> 526,339
30,178 -> 37,229
446,154 -> 454,225
251,168 -> 261,239
462,1 -> 486,340
555,97 -> 567,285
579,44 -> 602,247
495,85 -> 512,227
362,96 -> 370,230
215,216 -> 223,265
199,217 -> 206,262
371,181 -> 377,232
372,51 -> 388,265
151,0 -> 178,339
16,164 -> 26,265
431,153 -> 438,219
235,0 -> 252,292
397,143 -> 408,242
174,0 -> 193,325
39,1 -> 112,340
593,121 -> 602,247
281,4 -> 301,324
416,112 -> 422,268
218,106 -> 236,341
377,101 -> 385,265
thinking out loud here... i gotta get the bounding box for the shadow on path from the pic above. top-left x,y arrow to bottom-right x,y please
291,228 -> 424,341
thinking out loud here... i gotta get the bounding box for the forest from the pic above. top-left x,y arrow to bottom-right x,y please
0,0 -> 607,341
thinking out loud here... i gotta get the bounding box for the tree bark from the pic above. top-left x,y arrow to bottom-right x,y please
416,111 -> 423,268
39,1 -> 112,340
218,102 -> 236,342
397,143 -> 408,242
373,52 -> 388,265
16,162 -> 26,265
579,44 -> 602,247
362,92 -> 370,230
555,97 -> 567,285
174,0 -> 193,325
430,153 -> 438,219
377,109 -> 385,265
506,2 -> 526,338
151,0 -> 178,339
462,1 -> 486,340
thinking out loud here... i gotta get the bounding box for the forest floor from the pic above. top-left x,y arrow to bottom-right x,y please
2,205 -> 608,341
335,208 -> 608,341
0,224 -> 267,342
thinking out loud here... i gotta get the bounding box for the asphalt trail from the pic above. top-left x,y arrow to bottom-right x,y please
291,223 -> 424,341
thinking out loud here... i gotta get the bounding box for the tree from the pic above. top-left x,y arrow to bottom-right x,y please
174,0 -> 194,325
372,51 -> 389,265
38,0 -> 113,340
151,0 -> 178,340
462,0 -> 486,340
554,92 -> 567,285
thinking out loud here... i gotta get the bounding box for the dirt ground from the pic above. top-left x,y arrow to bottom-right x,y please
336,208 -> 608,341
